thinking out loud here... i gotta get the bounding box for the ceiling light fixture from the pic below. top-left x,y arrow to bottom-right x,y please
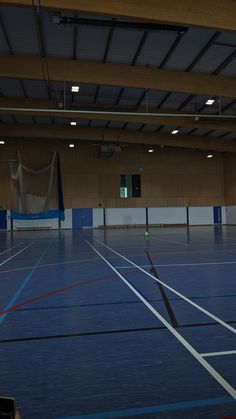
148,149 -> 154,153
171,129 -> 179,134
69,144 -> 75,148
71,86 -> 80,93
0,140 -> 5,144
205,99 -> 215,105
51,14 -> 188,34
70,121 -> 77,126
207,153 -> 213,158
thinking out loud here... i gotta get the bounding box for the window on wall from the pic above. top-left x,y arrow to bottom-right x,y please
120,175 -> 141,198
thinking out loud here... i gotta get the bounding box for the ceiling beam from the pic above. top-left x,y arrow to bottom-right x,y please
0,98 -> 236,133
1,123 -> 236,152
0,0 -> 236,32
1,55 -> 236,99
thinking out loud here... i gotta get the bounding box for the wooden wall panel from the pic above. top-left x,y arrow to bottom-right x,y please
0,163 -> 9,209
0,139 -> 228,209
224,155 -> 236,205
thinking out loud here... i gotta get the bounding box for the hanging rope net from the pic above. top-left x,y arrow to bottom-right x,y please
9,151 -> 64,220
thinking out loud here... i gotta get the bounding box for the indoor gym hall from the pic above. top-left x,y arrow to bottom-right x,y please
0,1 -> 236,418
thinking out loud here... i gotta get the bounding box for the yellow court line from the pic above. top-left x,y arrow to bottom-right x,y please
1,244 -> 236,275
0,257 -> 102,274
0,252 -> 146,275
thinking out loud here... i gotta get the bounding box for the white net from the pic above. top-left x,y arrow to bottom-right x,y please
9,151 -> 57,214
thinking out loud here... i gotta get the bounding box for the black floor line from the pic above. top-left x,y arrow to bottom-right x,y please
1,320 -> 235,344
146,250 -> 179,328
14,293 -> 236,312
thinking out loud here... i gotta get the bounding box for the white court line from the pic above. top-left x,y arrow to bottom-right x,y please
159,248 -> 236,255
115,261 -> 236,269
0,242 -> 24,256
155,261 -> 236,267
105,243 -> 236,255
151,238 -> 189,247
95,239 -> 236,336
0,242 -> 34,267
201,350 -> 236,358
86,240 -> 236,400
113,248 -> 236,256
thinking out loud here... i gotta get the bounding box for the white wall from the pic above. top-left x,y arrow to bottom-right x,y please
188,206 -> 213,225
106,208 -> 146,226
225,206 -> 236,224
93,208 -> 104,227
61,209 -> 72,229
221,206 -> 226,224
6,206 -> 229,230
7,211 -> 10,230
149,207 -> 186,225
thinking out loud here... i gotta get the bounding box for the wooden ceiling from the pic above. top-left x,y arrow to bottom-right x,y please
0,0 -> 236,151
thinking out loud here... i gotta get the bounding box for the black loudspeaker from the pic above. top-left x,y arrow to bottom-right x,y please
0,398 -> 15,419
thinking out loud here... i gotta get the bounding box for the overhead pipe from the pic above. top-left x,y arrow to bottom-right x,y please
0,107 -> 236,120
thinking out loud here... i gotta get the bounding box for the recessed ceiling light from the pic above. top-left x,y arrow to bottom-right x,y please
69,144 -> 75,148
207,153 -> 213,158
71,85 -> 80,93
148,149 -> 154,153
70,121 -> 77,126
0,140 -> 5,144
205,99 -> 215,105
171,129 -> 179,134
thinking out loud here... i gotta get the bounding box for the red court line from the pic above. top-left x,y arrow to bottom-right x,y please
0,268 -> 137,317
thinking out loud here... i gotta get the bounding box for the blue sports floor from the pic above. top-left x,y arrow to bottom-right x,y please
0,226 -> 236,419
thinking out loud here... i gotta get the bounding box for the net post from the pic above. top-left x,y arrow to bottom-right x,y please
145,207 -> 149,237
186,206 -> 189,226
103,208 -> 106,229
186,206 -> 190,243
